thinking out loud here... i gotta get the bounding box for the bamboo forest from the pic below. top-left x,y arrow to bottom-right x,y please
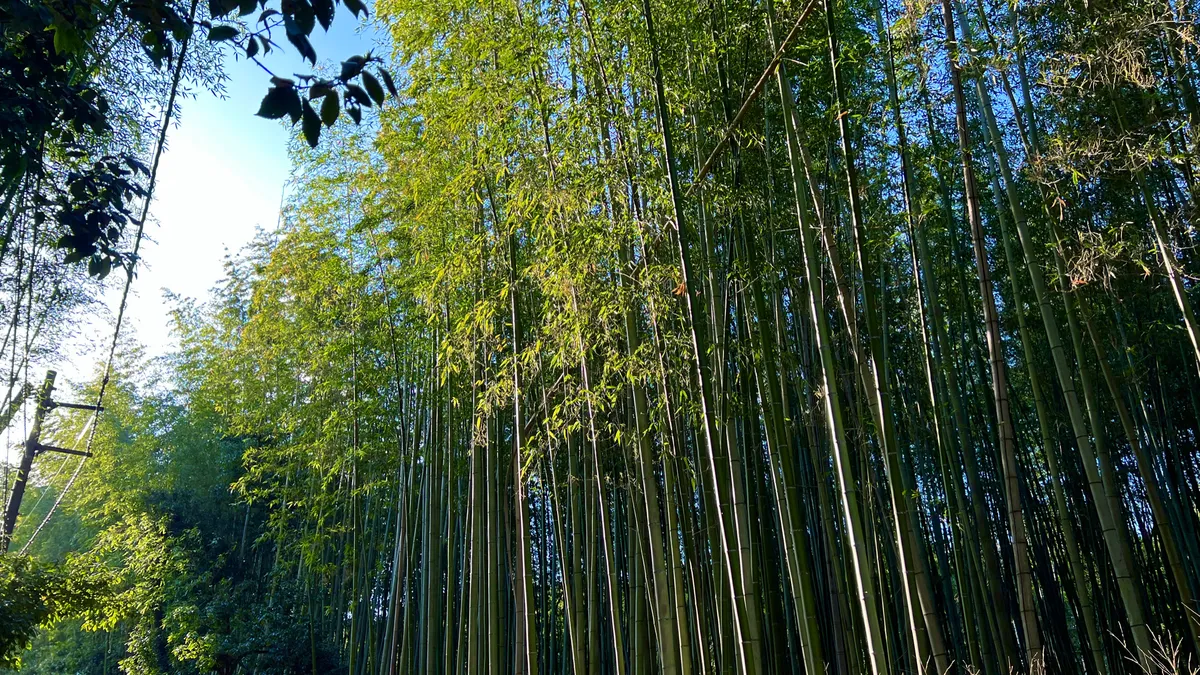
4,0 -> 1200,670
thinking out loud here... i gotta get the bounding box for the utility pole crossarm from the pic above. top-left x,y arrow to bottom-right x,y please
49,401 -> 104,412
33,444 -> 93,458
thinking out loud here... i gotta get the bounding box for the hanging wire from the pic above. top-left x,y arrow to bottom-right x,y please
19,416 -> 96,522
17,3 -> 198,554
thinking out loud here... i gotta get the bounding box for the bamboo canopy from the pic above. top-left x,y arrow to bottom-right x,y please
9,0 -> 1200,670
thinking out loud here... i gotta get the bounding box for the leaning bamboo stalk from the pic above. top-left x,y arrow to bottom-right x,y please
640,0 -> 755,671
766,0 -> 889,671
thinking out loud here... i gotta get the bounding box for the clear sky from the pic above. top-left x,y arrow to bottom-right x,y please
59,11 -> 384,390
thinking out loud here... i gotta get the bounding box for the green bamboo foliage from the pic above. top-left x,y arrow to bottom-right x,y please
127,0 -> 1200,673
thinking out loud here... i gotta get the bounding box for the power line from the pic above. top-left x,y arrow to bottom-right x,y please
13,2 -> 198,554
19,413 -> 94,519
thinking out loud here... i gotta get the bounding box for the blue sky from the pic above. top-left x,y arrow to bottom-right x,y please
61,9 -> 386,388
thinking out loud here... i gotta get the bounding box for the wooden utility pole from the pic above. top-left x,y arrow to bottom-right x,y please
2,371 -> 99,553
2,371 -> 56,553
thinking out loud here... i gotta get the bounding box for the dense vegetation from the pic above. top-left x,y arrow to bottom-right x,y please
3,0 -> 1200,671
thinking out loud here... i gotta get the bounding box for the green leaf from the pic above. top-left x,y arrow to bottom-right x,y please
301,101 -> 321,148
343,0 -> 368,18
378,68 -> 398,98
361,72 -> 386,106
208,25 -> 239,41
320,93 -> 339,127
283,13 -> 301,36
286,31 -> 316,64
312,0 -> 334,30
87,256 -> 111,278
347,103 -> 362,125
339,57 -> 366,82
52,23 -> 84,55
291,1 -> 315,36
245,35 -> 259,58
256,85 -> 302,124
345,84 -> 372,108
